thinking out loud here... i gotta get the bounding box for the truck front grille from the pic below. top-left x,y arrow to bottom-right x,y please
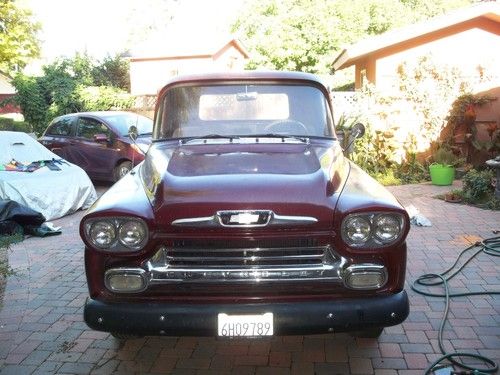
145,238 -> 344,283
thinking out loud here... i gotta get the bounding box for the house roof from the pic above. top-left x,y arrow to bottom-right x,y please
332,2 -> 500,71
130,38 -> 249,62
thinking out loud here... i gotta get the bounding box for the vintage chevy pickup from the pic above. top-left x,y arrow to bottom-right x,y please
81,71 -> 409,339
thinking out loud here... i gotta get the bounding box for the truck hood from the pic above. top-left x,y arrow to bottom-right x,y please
140,140 -> 348,231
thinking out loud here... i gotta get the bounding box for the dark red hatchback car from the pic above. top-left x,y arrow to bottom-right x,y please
81,71 -> 410,339
40,111 -> 152,181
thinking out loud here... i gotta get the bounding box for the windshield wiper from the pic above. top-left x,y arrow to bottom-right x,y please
180,134 -> 240,144
254,133 -> 309,144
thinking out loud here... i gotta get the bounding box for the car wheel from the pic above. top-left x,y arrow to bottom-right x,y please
111,332 -> 143,340
351,327 -> 384,338
114,161 -> 132,181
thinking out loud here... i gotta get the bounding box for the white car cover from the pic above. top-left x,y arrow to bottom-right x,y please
0,131 -> 97,220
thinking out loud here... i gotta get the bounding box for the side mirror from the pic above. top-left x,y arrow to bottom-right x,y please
350,123 -> 365,140
94,133 -> 109,143
128,125 -> 138,141
344,123 -> 365,155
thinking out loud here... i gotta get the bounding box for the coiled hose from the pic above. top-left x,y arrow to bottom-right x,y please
411,235 -> 500,374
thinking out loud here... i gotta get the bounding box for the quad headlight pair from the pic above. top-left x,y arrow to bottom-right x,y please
84,218 -> 148,251
341,213 -> 405,248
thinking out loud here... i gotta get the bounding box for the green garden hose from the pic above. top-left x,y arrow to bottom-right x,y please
411,236 -> 500,374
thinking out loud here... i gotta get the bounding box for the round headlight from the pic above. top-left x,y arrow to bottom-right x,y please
344,216 -> 371,245
89,221 -> 116,248
374,214 -> 401,243
118,220 -> 146,248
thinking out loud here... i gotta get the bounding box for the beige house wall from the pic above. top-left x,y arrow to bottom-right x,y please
130,56 -> 214,95
130,45 -> 248,95
375,27 -> 500,92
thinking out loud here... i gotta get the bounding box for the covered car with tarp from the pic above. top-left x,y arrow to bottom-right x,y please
0,131 -> 97,220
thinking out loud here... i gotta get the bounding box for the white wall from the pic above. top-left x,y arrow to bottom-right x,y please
0,75 -> 15,95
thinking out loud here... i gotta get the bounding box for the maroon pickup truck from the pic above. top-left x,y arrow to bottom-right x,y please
81,71 -> 409,339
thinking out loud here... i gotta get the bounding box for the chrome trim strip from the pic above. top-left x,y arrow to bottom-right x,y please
171,210 -> 318,227
272,214 -> 318,225
148,264 -> 343,283
171,216 -> 215,226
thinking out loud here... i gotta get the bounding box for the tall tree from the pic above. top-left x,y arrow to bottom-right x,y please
232,0 -> 472,74
0,0 -> 40,74
92,54 -> 130,91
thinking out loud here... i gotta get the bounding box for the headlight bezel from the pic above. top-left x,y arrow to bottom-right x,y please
341,212 -> 405,248
84,217 -> 149,252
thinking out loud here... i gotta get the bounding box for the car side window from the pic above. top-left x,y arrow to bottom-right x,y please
77,117 -> 111,140
47,118 -> 73,136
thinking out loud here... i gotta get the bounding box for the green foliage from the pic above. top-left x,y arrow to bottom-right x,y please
11,74 -> 48,134
396,56 -> 471,146
462,169 -> 494,203
395,152 -> 428,184
0,117 -> 32,132
374,170 -> 401,186
350,125 -> 398,176
92,55 -> 130,91
446,94 -> 491,129
450,168 -> 499,210
471,122 -> 500,156
486,196 -> 500,210
432,146 -> 462,167
232,0 -> 471,73
77,86 -> 134,112
11,53 -> 132,135
0,0 -> 41,74
0,232 -> 22,279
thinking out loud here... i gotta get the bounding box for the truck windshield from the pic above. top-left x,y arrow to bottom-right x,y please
154,84 -> 334,140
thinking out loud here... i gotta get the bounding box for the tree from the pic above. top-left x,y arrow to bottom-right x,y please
232,0 -> 472,74
12,54 -> 133,135
0,0 -> 40,74
92,54 -> 130,91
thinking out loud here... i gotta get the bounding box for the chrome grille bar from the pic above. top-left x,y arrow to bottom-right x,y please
166,254 -> 324,262
144,244 -> 345,283
163,246 -> 328,267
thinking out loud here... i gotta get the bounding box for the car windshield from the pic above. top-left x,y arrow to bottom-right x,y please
101,113 -> 153,136
154,84 -> 334,140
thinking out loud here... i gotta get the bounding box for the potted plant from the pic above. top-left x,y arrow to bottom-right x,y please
429,145 -> 462,186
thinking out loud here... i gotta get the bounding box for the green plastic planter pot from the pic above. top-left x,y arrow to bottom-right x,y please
429,164 -> 455,186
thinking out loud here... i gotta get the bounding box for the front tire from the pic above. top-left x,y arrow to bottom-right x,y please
113,161 -> 132,181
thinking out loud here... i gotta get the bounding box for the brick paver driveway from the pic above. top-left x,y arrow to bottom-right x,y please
0,182 -> 499,374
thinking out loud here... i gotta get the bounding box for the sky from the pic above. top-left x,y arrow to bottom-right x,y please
20,0 -> 246,61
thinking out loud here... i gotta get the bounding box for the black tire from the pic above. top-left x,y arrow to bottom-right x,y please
113,161 -> 132,181
111,332 -> 143,340
352,327 -> 384,338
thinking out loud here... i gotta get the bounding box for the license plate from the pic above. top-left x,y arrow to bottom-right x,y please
217,313 -> 273,337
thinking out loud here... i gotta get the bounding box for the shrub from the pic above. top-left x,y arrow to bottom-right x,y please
0,117 -> 32,133
77,86 -> 134,112
462,169 -> 494,203
374,170 -> 401,186
11,53 -> 132,136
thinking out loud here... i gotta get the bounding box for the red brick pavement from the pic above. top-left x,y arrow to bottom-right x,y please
0,181 -> 498,374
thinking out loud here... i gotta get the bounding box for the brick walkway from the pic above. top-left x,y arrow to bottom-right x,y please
0,181 -> 498,374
